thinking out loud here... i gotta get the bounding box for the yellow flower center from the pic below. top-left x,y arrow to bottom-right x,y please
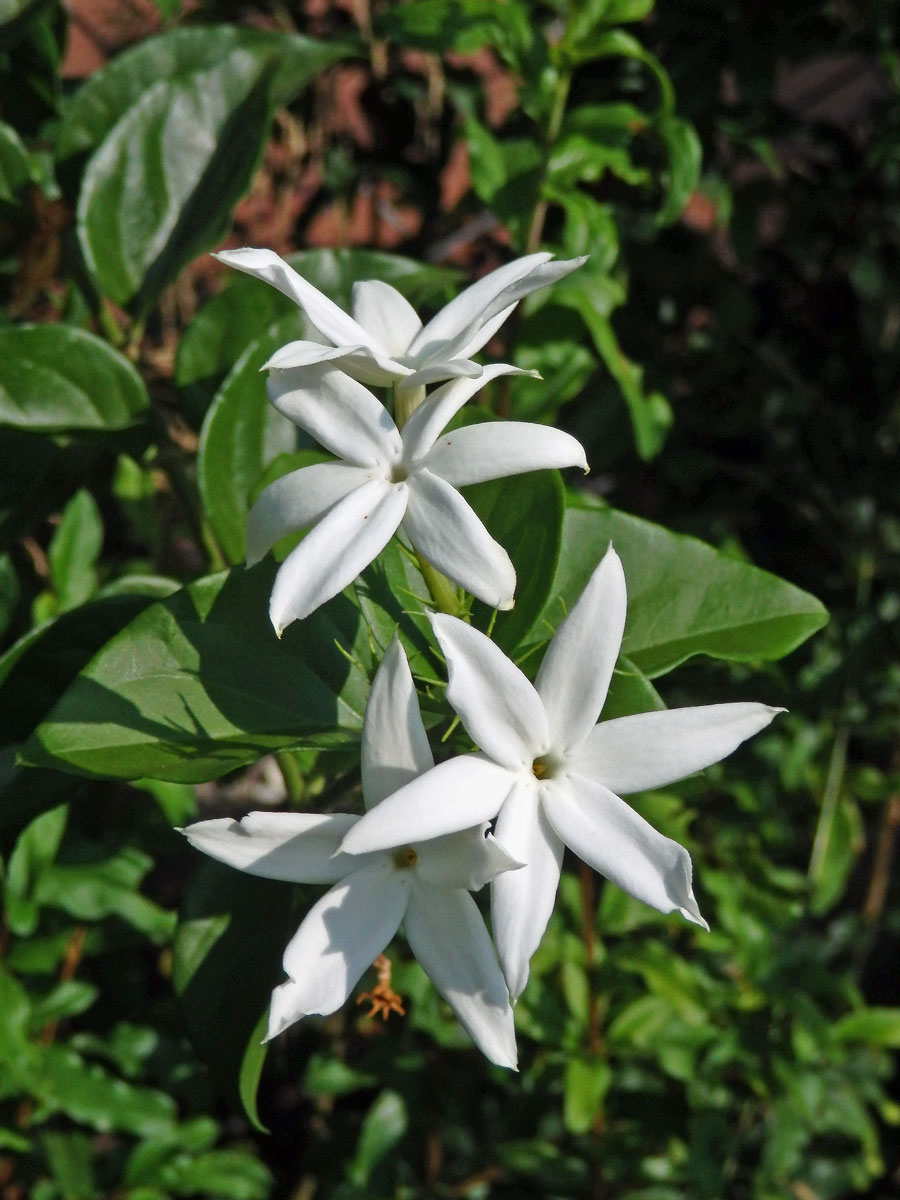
532,757 -> 550,779
390,464 -> 409,484
393,846 -> 418,869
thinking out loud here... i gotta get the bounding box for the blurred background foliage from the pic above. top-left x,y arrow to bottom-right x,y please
0,0 -> 898,1198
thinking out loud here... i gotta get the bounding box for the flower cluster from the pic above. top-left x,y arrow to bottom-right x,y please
183,252 -> 780,1068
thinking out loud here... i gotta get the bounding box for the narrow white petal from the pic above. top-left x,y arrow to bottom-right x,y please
263,338 -> 409,386
451,303 -> 516,361
397,360 -> 483,390
571,703 -> 783,795
423,421 -> 588,487
403,472 -> 516,611
181,812 -> 363,883
339,754 -> 515,856
409,253 -> 554,357
267,363 -> 401,467
352,280 -> 422,357
269,478 -> 406,634
420,255 -> 589,363
542,776 -> 708,929
415,825 -> 523,891
490,779 -> 563,1000
430,613 -> 549,770
361,638 -> 434,810
266,861 -> 409,1036
246,462 -> 371,566
405,886 -> 518,1069
215,248 -> 381,351
401,364 -> 538,463
535,545 -> 627,755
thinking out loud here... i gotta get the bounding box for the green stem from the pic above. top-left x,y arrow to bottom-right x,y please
393,383 -> 462,615
416,553 -> 462,616
97,299 -> 126,348
393,384 -> 426,429
525,68 -> 572,254
276,751 -> 305,805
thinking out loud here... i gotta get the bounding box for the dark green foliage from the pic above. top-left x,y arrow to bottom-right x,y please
0,1 -> 897,1199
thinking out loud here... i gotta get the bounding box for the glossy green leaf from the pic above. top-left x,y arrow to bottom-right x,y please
0,590 -> 172,747
563,1055 -> 611,1136
58,26 -> 356,161
0,119 -> 30,204
21,563 -> 371,782
173,861 -> 296,1130
77,52 -> 276,314
47,489 -> 103,613
655,115 -> 702,226
465,465 -> 566,653
528,494 -> 828,676
0,325 -> 149,433
348,1089 -> 408,1187
198,315 -> 310,564
833,1008 -> 900,1048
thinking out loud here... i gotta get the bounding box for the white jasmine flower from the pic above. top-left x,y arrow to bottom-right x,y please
214,248 -> 587,389
181,639 -> 521,1068
248,361 -> 587,634
339,547 -> 783,999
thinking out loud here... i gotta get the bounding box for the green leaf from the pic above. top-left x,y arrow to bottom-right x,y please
465,465 -> 566,654
58,26 -> 356,161
3,804 -> 67,936
655,115 -> 702,226
47,489 -> 103,613
198,315 -> 311,564
529,494 -> 828,676
173,861 -> 297,1131
0,325 -> 149,433
42,1132 -> 96,1200
0,119 -> 30,204
0,591 -> 170,747
175,247 -> 458,423
36,848 -> 175,943
0,0 -> 53,50
563,1055 -> 611,1136
833,1008 -> 900,1048
348,1089 -> 408,1187
21,564 -> 371,782
601,655 -> 665,719
559,28 -> 675,113
77,52 -> 276,314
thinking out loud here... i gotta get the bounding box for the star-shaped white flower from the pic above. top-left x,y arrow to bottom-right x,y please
339,547 -> 784,999
181,639 -> 521,1068
248,360 -> 587,634
214,248 -> 586,389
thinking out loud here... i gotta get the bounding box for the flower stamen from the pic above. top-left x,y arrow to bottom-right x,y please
356,953 -> 406,1022
393,846 -> 418,869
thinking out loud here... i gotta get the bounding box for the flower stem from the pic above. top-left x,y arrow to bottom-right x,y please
393,383 -> 462,616
416,553 -> 462,616
276,751 -> 305,804
393,383 -> 426,429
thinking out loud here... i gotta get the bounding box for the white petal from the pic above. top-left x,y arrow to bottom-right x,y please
361,637 -> 433,810
403,472 -> 515,611
401,364 -> 537,462
246,462 -> 371,566
397,359 -> 483,390
267,363 -> 401,467
269,478 -> 406,634
490,779 -> 563,1000
571,702 -> 783,795
414,825 -> 523,891
417,255 -> 589,363
429,613 -> 549,770
409,254 -> 554,357
542,775 -> 707,929
263,338 -> 409,387
404,885 -> 518,1069
535,545 -> 627,755
215,248 -> 381,351
423,421 -> 588,487
266,860 -> 409,1037
352,280 -> 422,357
339,754 -> 515,856
180,812 -> 363,883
